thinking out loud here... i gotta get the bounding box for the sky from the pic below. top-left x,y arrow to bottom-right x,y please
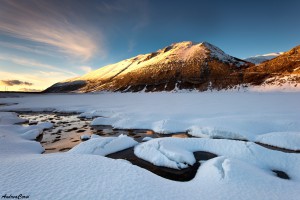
0,0 -> 300,91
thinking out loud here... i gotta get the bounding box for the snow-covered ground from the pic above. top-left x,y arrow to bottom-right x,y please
1,92 -> 300,199
248,75 -> 300,92
1,92 -> 299,142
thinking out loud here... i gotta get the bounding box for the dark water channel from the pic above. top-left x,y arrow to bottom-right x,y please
18,112 -> 289,181
18,112 -> 215,181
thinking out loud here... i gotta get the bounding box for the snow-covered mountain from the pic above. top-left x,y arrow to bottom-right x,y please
245,52 -> 283,64
45,41 -> 252,92
45,41 -> 300,93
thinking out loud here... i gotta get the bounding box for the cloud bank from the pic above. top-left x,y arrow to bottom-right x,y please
1,80 -> 33,86
0,71 -> 75,92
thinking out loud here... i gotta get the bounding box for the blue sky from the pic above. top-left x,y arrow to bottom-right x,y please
0,0 -> 300,91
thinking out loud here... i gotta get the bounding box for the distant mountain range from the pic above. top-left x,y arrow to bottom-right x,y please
245,52 -> 283,64
45,41 -> 300,93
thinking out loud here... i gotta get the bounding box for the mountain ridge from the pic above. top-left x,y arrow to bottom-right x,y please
45,41 -> 300,93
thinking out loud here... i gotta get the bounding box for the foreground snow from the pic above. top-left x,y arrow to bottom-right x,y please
1,112 -> 300,200
134,137 -> 300,179
1,92 -> 300,199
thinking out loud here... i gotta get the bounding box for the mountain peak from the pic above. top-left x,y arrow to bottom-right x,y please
45,40 -> 254,93
167,41 -> 217,50
153,41 -> 245,66
200,41 -> 214,46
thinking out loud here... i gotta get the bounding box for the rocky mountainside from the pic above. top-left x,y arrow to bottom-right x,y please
244,45 -> 300,87
45,42 -> 300,93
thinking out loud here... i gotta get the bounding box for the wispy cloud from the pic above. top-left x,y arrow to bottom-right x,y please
0,41 -> 58,57
1,79 -> 33,86
96,0 -> 149,29
127,39 -> 136,53
79,66 -> 93,73
0,0 -> 103,60
97,1 -> 128,13
0,54 -> 78,76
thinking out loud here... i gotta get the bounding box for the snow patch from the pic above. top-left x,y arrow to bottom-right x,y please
142,137 -> 153,142
69,134 -> 138,156
21,128 -> 42,140
0,112 -> 27,125
188,126 -> 247,140
37,122 -> 53,130
256,132 -> 300,151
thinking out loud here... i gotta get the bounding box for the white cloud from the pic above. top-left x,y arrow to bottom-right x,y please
0,55 -> 78,76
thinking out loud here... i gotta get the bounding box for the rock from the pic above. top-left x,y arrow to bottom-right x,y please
80,134 -> 90,141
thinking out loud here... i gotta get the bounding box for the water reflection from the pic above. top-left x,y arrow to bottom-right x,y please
18,112 -> 192,153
